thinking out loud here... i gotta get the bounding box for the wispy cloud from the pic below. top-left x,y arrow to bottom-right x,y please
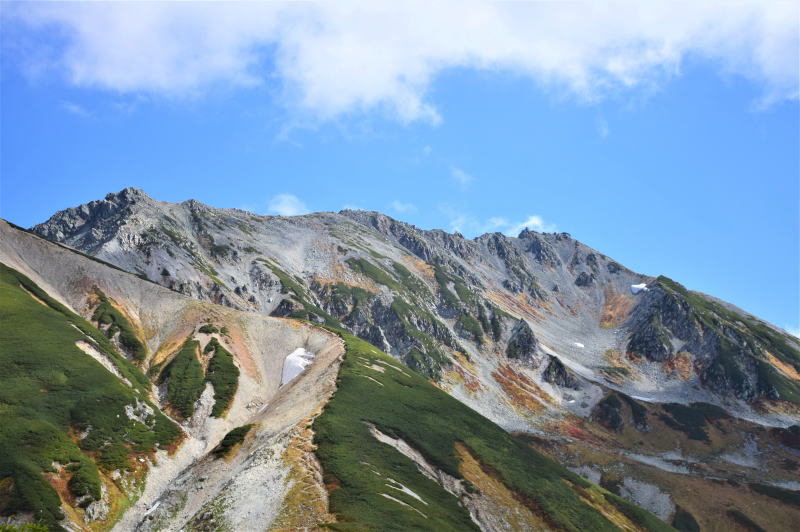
450,166 -> 474,185
506,215 -> 557,235
421,145 -> 432,157
61,100 -> 90,117
7,2 -> 797,123
597,116 -> 609,139
267,193 -> 309,216
390,200 -> 416,213
441,206 -> 555,237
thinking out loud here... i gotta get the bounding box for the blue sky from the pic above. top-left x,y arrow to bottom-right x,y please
1,2 -> 798,334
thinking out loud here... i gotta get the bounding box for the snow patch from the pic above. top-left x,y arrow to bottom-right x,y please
574,342 -> 585,348
75,340 -> 132,387
143,501 -> 161,517
362,375 -> 385,386
380,493 -> 428,518
386,478 -> 428,505
281,348 -> 315,385
631,283 -> 649,294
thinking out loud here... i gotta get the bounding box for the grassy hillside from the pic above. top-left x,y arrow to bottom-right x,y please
313,330 -> 674,532
0,263 -> 179,531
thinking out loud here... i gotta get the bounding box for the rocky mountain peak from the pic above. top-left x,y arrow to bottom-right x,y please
26,188 -> 800,418
105,186 -> 150,203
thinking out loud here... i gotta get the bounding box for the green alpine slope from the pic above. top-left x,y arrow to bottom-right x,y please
313,330 -> 675,532
0,263 -> 179,530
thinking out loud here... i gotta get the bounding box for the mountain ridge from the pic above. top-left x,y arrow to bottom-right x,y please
3,187 -> 800,531
29,187 -> 800,425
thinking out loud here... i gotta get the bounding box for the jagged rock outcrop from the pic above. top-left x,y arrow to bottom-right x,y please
626,277 -> 800,403
542,355 -> 581,389
506,320 -> 539,365
28,188 -> 800,420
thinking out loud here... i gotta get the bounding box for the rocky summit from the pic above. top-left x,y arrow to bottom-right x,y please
0,187 -> 798,531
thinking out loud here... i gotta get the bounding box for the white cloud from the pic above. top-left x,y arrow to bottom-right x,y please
390,200 -> 416,213
450,166 -> 474,185
441,206 -> 554,238
597,116 -> 610,139
6,1 -> 797,122
506,215 -> 557,236
267,193 -> 308,216
61,101 -> 90,116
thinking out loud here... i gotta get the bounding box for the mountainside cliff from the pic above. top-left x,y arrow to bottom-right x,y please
5,187 -> 798,531
1,220 -> 695,532
33,188 -> 800,426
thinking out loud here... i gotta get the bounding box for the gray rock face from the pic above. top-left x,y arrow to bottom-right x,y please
506,320 -> 539,365
543,355 -> 581,389
625,277 -> 800,403
30,188 -> 800,417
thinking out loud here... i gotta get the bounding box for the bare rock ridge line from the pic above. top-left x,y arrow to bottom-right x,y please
29,187 -> 800,428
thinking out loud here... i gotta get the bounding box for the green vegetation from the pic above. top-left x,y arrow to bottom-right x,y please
490,309 -> 504,341
659,402 -> 729,442
212,425 -> 254,458
748,482 -> 800,508
594,393 -> 624,431
656,276 -> 800,404
391,262 -> 431,299
604,492 -> 674,532
477,304 -> 491,334
346,257 -> 401,292
204,338 -> 240,417
198,324 -> 219,334
0,263 -> 179,530
329,283 -> 375,310
367,249 -> 389,260
456,313 -> 483,345
162,340 -> 205,418
313,330 -> 673,532
601,366 -> 630,379
258,259 -> 340,327
671,506 -> 700,532
209,244 -> 232,259
91,291 -> 147,361
390,297 -> 449,379
725,509 -> 766,532
192,260 -> 229,290
432,263 -> 460,308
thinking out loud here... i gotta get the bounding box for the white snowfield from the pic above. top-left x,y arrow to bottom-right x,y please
574,342 -> 585,348
281,348 -> 315,385
630,283 -> 649,294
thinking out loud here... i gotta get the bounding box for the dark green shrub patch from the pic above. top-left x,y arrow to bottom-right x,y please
212,425 -> 253,458
748,482 -> 800,508
345,258 -> 401,291
456,313 -> 484,345
91,291 -> 146,361
204,338 -> 240,417
162,340 -> 205,418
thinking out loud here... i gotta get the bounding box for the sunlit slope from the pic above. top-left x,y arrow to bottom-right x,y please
313,331 -> 675,532
0,263 -> 180,531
